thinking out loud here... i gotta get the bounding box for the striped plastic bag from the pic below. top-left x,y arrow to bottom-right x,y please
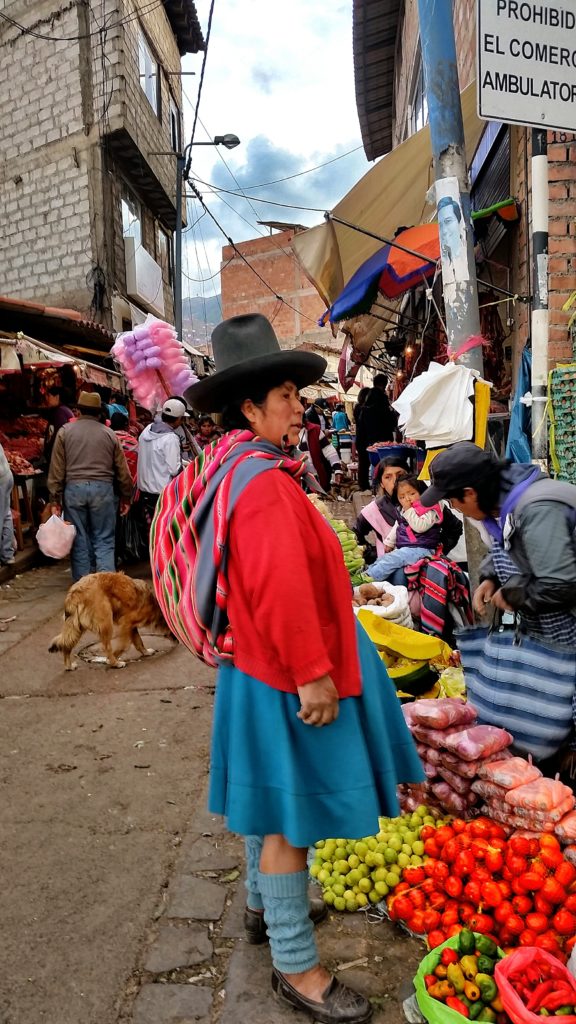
457,622 -> 575,761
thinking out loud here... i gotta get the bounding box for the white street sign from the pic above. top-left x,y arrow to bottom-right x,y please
477,0 -> 576,132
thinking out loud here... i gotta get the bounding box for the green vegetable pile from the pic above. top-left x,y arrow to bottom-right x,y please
329,518 -> 367,585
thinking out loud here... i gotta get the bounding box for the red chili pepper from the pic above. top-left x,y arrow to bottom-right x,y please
440,947 -> 460,966
446,996 -> 470,1017
540,989 -> 576,1012
526,980 -> 555,1012
424,974 -> 437,991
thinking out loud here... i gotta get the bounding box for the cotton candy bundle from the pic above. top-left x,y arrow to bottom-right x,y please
111,314 -> 199,410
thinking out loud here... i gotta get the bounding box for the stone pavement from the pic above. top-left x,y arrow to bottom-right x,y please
0,563 -> 423,1024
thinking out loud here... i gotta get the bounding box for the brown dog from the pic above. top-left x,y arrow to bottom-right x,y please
49,572 -> 172,670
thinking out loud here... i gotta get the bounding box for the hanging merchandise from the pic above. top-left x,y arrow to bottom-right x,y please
549,363 -> 576,485
111,314 -> 199,410
506,346 -> 532,463
393,348 -> 490,449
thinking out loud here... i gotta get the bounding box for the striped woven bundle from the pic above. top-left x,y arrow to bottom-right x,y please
458,623 -> 576,760
150,429 -> 316,667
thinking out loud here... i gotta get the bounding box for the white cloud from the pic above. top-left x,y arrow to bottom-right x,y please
179,0 -> 371,301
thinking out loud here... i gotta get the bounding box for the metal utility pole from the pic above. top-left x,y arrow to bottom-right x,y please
530,128 -> 549,467
174,151 -> 186,343
416,0 -> 483,374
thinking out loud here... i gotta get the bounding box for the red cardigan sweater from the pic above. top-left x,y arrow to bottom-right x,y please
227,470 -> 362,697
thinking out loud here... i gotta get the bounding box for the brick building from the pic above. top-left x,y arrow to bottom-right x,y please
353,0 -> 575,369
220,224 -> 341,366
0,0 -> 203,333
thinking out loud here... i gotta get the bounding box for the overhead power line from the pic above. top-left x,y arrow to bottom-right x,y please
0,0 -> 164,45
183,0 -> 216,178
205,144 -> 364,191
186,182 -> 319,326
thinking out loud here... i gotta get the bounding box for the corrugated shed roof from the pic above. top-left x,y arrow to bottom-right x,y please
0,296 -> 115,352
162,0 -> 205,55
353,0 -> 403,161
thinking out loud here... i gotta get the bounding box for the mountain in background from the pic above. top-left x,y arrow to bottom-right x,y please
183,294 -> 222,328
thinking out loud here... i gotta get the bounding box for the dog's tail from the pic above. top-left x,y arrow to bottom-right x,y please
48,598 -> 83,655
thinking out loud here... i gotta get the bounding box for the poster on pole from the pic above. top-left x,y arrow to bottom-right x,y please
477,0 -> 576,133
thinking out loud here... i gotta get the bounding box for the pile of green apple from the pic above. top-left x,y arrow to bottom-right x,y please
310,806 -> 446,912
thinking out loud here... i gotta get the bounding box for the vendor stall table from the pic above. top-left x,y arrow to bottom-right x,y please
11,474 -> 35,550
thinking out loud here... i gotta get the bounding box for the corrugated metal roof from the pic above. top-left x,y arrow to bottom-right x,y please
353,0 -> 403,161
0,296 -> 115,352
162,0 -> 205,55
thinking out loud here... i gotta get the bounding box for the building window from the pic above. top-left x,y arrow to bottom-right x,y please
122,186 -> 141,247
169,94 -> 181,153
407,50 -> 428,138
157,225 -> 173,283
138,28 -> 160,117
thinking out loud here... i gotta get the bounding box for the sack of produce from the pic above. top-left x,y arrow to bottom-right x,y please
557,811 -> 576,842
495,947 -> 576,1023
505,778 -> 574,815
410,697 -> 477,730
472,779 -> 508,802
478,756 -> 542,789
36,514 -> 76,559
442,724 -> 513,762
412,725 -> 465,750
414,930 -> 505,1024
430,781 -> 471,815
436,765 -> 474,796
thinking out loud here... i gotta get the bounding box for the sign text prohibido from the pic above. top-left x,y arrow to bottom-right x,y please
477,0 -> 576,133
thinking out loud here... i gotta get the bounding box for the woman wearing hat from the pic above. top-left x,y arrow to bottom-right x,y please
151,315 -> 423,1024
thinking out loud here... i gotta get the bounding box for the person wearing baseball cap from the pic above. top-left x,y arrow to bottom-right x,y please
137,397 -> 188,529
420,441 -> 576,630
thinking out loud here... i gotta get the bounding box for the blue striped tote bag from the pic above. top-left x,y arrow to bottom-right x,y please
456,623 -> 576,761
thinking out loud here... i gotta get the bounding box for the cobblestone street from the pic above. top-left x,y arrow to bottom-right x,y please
0,563 -> 422,1024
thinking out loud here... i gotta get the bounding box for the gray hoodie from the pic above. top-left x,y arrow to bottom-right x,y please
480,464 -> 576,616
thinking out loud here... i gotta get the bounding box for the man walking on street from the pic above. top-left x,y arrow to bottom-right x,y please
137,397 -> 187,529
48,392 -> 133,581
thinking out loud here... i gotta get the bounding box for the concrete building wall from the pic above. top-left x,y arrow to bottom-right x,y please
391,0 -> 575,367
0,1 -> 95,311
221,230 -> 337,354
0,0 -> 181,323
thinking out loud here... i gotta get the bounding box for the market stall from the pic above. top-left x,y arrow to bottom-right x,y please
0,333 -> 125,547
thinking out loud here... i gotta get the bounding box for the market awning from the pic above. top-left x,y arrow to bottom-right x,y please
292,81 -> 484,306
0,334 -> 124,387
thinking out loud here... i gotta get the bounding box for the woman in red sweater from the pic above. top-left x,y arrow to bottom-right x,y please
151,315 -> 423,1024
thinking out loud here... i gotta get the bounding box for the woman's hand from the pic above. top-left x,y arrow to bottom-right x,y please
297,675 -> 339,727
473,579 -> 497,616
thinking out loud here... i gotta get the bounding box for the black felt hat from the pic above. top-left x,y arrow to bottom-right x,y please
184,314 -> 327,413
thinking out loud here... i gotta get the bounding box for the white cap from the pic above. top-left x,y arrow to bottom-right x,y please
161,398 -> 190,418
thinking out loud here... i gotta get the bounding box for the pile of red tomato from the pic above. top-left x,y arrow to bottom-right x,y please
387,817 -> 576,962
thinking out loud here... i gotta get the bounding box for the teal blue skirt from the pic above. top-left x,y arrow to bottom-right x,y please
208,621 -> 424,847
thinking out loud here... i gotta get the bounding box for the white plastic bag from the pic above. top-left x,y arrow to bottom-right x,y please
36,514 -> 76,559
352,581 -> 413,628
392,361 -> 489,447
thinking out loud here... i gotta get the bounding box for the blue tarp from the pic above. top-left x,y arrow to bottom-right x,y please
506,346 -> 532,462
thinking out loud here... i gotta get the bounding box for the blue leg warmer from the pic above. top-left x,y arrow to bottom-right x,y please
258,869 -> 318,974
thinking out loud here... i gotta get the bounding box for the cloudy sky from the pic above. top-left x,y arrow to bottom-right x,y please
179,0 -> 372,303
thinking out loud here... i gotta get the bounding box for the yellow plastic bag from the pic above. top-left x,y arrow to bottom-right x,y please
357,609 -> 453,664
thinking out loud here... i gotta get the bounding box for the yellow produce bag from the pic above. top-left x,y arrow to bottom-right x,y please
357,609 -> 453,664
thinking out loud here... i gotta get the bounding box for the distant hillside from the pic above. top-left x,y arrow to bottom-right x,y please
183,294 -> 222,327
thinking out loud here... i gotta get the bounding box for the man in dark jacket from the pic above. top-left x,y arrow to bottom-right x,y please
355,374 -> 399,490
420,441 -> 576,637
48,392 -> 133,581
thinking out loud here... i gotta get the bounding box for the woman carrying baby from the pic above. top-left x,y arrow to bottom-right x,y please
366,476 -> 443,582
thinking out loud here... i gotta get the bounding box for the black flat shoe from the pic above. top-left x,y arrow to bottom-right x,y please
271,969 -> 373,1024
244,899 -> 328,945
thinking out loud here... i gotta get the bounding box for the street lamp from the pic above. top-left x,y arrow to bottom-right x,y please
149,134 -> 241,341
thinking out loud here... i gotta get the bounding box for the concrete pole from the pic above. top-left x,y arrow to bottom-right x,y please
416,0 -> 483,374
174,151 -> 185,343
530,128 -> 549,467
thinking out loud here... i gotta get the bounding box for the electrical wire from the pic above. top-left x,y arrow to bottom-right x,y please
186,182 -> 319,326
191,177 -> 326,214
183,0 -> 215,178
0,0 -> 165,46
201,145 -> 364,191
